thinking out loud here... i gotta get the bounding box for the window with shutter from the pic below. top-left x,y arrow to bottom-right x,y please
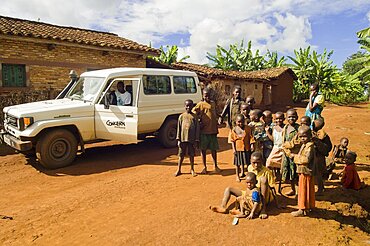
2,64 -> 26,87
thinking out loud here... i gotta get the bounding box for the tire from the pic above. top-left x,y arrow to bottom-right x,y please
36,129 -> 78,169
158,118 -> 178,148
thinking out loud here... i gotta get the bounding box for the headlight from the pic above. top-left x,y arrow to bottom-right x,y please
18,117 -> 34,130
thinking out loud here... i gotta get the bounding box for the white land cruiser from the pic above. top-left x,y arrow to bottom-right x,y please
1,68 -> 202,169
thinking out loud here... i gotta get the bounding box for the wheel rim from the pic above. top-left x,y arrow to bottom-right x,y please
168,127 -> 176,141
50,139 -> 70,160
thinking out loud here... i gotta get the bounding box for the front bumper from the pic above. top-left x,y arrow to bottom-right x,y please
0,131 -> 32,151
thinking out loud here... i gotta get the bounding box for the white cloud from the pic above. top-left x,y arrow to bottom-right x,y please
367,11 -> 370,22
1,0 -> 369,64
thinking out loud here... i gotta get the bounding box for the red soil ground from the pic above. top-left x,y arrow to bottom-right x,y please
0,103 -> 369,245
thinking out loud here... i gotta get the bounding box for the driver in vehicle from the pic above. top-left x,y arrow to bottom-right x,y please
110,81 -> 132,106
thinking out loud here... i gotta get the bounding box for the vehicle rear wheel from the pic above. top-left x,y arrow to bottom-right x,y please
158,118 -> 178,148
36,129 -> 78,169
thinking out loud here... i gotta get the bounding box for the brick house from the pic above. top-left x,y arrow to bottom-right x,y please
170,62 -> 297,107
0,16 -> 159,95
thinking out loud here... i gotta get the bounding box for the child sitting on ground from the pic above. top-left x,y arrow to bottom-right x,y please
290,125 -> 315,217
325,137 -> 349,180
232,172 -> 262,219
209,172 -> 262,220
230,114 -> 253,182
174,99 -> 200,177
333,137 -> 349,164
341,151 -> 363,190
210,152 -> 275,219
262,110 -> 274,160
248,109 -> 265,153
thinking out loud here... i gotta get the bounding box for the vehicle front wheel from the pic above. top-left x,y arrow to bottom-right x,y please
158,118 -> 178,148
36,129 -> 78,169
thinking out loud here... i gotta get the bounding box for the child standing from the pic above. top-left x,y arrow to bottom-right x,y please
266,112 -> 285,169
240,102 -> 251,124
341,151 -> 362,190
262,110 -> 274,160
192,88 -> 221,174
175,99 -> 200,177
290,125 -> 315,217
248,109 -> 265,153
300,116 -> 311,127
219,86 -> 244,129
281,109 -> 300,196
312,118 -> 332,194
230,114 -> 253,182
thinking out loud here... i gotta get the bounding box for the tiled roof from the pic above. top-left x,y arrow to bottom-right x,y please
172,62 -> 297,81
0,15 -> 159,55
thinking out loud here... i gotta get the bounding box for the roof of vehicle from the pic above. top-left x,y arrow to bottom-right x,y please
81,67 -> 198,78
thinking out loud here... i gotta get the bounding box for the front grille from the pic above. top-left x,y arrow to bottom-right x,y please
6,114 -> 18,128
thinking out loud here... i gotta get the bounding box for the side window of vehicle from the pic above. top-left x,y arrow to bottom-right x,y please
173,76 -> 197,94
143,75 -> 171,95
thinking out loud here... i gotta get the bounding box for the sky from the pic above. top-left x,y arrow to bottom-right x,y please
1,0 -> 370,68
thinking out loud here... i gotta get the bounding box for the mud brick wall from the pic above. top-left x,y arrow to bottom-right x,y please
0,38 -> 147,91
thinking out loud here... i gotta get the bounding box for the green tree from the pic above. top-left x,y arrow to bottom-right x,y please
264,50 -> 287,68
346,36 -> 370,83
288,47 -> 338,102
342,51 -> 366,76
287,47 -> 313,101
207,40 -> 286,71
357,27 -> 370,39
151,45 -> 189,65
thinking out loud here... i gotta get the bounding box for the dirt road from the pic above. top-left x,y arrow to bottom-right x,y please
0,104 -> 369,245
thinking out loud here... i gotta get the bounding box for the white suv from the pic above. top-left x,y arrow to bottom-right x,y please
1,68 -> 202,169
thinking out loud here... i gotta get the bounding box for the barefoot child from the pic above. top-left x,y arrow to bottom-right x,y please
266,112 -> 285,170
192,88 -> 221,174
332,137 -> 349,164
341,151 -> 362,190
230,114 -> 253,182
281,109 -> 300,196
175,99 -> 200,177
291,125 -> 315,217
219,86 -> 244,129
312,118 -> 332,194
209,172 -> 262,220
325,137 -> 349,180
210,153 -> 274,219
248,152 -> 276,219
233,172 -> 263,219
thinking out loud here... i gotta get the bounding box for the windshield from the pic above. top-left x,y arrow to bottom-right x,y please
66,76 -> 105,102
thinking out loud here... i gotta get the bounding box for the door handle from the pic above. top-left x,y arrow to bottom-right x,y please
126,114 -> 133,118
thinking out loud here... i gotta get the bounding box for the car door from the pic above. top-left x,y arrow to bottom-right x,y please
94,78 -> 140,143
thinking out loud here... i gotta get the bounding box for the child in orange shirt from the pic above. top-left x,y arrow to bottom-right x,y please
230,114 -> 253,182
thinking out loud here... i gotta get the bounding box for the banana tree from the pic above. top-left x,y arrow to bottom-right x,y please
151,45 -> 189,65
264,50 -> 287,68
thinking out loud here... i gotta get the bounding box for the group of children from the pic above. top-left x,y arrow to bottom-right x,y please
174,86 -> 364,220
